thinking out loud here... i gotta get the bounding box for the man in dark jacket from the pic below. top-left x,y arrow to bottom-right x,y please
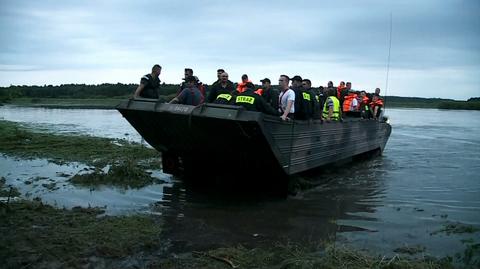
291,75 -> 314,120
256,78 -> 279,111
133,64 -> 161,98
207,72 -> 235,103
233,82 -> 278,116
302,79 -> 320,119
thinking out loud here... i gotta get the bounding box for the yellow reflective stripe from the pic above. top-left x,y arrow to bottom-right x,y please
217,94 -> 232,101
236,96 -> 255,104
302,92 -> 311,101
331,97 -> 340,120
322,96 -> 340,120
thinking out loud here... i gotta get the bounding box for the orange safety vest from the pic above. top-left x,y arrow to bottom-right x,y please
370,98 -> 384,110
237,80 -> 252,93
342,93 -> 357,112
360,96 -> 370,111
254,88 -> 263,95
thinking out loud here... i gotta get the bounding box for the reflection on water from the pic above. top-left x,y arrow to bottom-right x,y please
1,106 -> 480,256
0,105 -> 142,142
0,155 -> 173,215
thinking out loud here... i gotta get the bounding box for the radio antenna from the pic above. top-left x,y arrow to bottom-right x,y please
384,12 -> 393,110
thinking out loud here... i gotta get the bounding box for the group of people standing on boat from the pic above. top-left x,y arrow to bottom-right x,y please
133,65 -> 384,121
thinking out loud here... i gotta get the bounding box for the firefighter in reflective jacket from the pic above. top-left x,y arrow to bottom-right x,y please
233,82 -> 278,116
370,94 -> 384,119
214,93 -> 234,105
322,88 -> 341,121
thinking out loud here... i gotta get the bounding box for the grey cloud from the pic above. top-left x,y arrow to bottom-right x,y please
0,0 -> 478,99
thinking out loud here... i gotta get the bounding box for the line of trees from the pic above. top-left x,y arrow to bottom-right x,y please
1,84 -> 479,110
0,83 -> 180,100
438,99 -> 480,110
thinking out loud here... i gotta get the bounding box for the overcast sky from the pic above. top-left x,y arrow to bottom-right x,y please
0,0 -> 479,99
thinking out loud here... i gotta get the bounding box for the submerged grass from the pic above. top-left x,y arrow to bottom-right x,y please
0,199 -> 162,269
0,183 -> 474,269
0,120 -> 162,188
0,120 -> 159,167
69,158 -> 164,189
0,177 -> 21,198
431,222 -> 480,235
155,243 -> 458,269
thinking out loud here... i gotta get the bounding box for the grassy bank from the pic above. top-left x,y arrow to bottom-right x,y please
1,198 -> 467,269
0,120 -> 162,188
1,201 -> 162,268
0,198 -> 475,269
0,120 -> 158,166
6,97 -> 128,109
0,183 -> 464,269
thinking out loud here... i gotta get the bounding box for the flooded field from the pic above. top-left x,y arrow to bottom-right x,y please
1,105 -> 479,267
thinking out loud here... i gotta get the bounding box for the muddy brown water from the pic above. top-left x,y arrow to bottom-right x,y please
1,106 -> 479,257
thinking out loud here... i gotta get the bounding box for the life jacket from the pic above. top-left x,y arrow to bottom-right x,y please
254,88 -> 263,96
342,93 -> 357,112
370,98 -> 384,118
322,96 -> 341,121
361,96 -> 370,111
370,98 -> 384,109
236,80 -> 252,94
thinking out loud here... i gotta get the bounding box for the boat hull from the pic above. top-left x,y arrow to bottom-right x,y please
116,99 -> 391,179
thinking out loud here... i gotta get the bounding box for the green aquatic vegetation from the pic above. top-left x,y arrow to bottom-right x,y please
394,245 -> 426,255
431,222 -> 480,235
157,243 -> 455,269
70,158 -> 164,189
0,177 -> 20,198
0,199 -> 162,269
457,242 -> 480,267
0,120 -> 159,167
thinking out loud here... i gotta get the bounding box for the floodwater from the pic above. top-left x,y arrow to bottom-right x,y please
1,105 -> 479,257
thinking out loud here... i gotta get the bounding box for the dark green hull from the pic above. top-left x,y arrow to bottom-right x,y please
117,99 -> 391,179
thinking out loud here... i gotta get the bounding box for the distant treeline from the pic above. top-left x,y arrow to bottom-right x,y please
437,99 -> 480,110
385,96 -> 480,110
1,84 -> 479,110
0,83 -> 179,100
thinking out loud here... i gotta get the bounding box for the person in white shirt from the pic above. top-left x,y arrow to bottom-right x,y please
278,75 -> 295,121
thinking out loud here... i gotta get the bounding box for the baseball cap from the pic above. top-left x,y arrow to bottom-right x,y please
291,75 -> 303,82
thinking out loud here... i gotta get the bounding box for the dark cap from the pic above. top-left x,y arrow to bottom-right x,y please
245,82 -> 255,89
260,78 -> 271,83
291,75 -> 302,82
